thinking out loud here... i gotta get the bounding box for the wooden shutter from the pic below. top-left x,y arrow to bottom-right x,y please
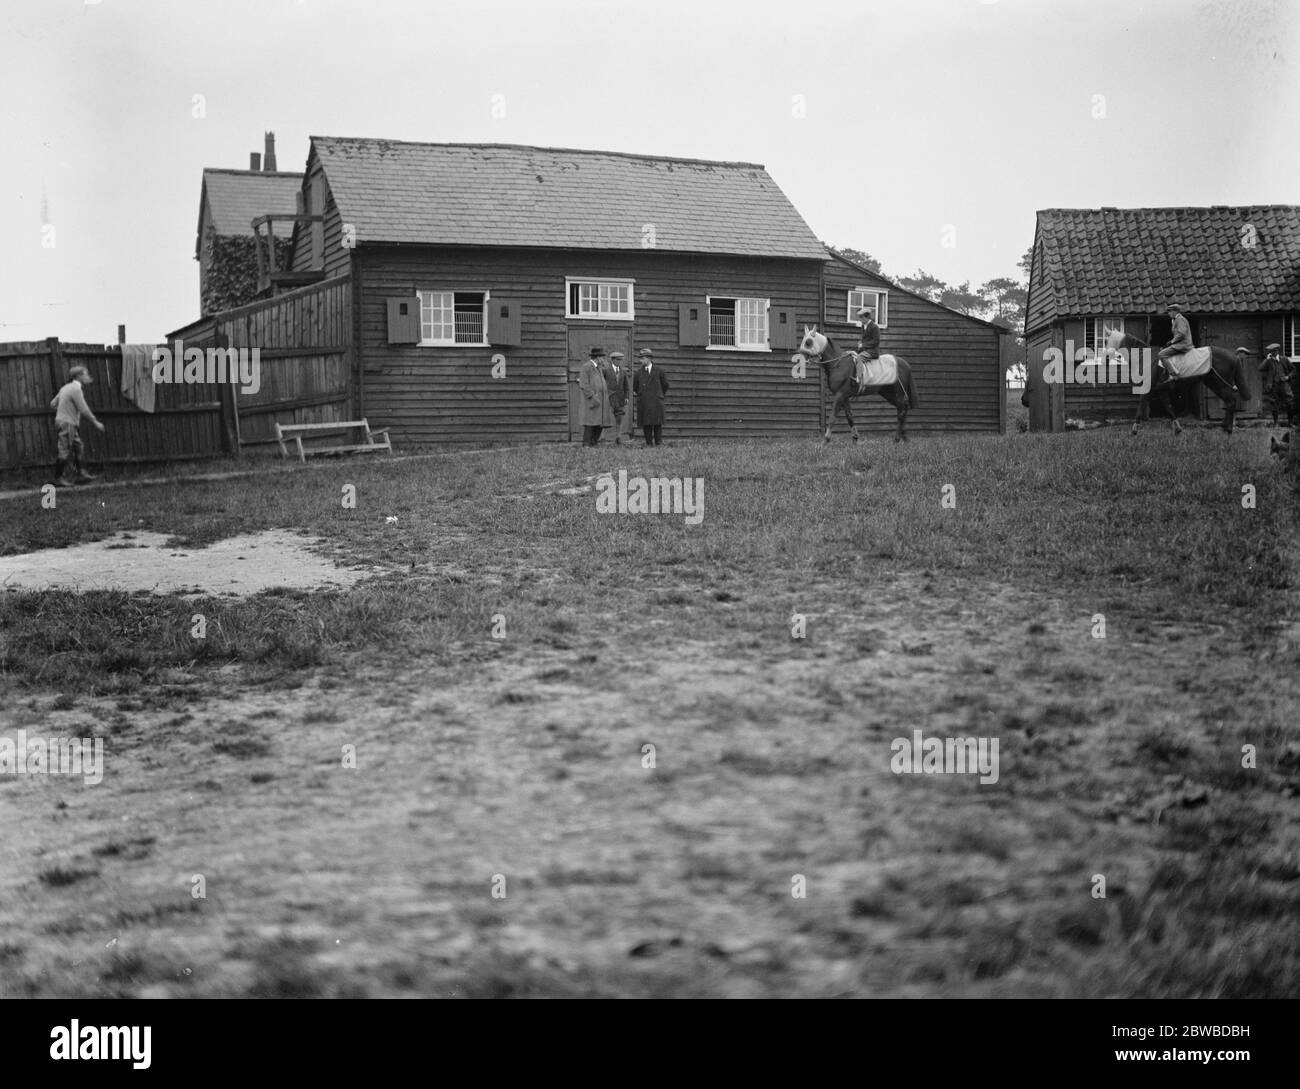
678,302 -> 709,347
386,297 -> 420,345
770,307 -> 796,350
488,297 -> 521,346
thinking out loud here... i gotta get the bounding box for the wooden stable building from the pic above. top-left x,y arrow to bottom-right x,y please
1023,206 -> 1300,431
821,252 -> 1008,434
170,137 -> 1006,447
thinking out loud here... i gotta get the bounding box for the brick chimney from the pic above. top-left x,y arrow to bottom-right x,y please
249,151 -> 261,171
263,132 -> 277,172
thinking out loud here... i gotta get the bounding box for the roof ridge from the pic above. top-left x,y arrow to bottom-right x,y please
309,135 -> 767,171
1039,204 -> 1300,214
203,168 -> 304,178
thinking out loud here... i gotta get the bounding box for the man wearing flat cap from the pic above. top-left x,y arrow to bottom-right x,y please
1157,303 -> 1194,380
855,305 -> 882,393
578,346 -> 614,447
633,348 -> 669,446
1259,342 -> 1295,427
49,364 -> 105,486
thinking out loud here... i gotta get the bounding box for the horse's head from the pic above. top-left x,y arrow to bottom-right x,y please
1103,326 -> 1129,354
797,325 -> 827,361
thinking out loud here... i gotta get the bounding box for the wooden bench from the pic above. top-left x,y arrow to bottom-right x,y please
275,418 -> 393,463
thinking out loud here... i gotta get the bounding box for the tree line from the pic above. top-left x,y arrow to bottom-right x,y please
827,244 -> 1032,337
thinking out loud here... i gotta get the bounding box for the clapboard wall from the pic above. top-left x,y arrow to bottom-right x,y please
355,246 -> 825,444
821,256 -> 1005,434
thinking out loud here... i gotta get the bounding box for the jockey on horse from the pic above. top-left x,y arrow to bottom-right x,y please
1157,302 -> 1195,383
853,305 -> 882,394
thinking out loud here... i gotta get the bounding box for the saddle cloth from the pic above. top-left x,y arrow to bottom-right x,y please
1162,346 -> 1212,379
853,353 -> 898,389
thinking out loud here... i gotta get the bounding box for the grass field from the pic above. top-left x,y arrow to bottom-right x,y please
1,426 -> 1297,997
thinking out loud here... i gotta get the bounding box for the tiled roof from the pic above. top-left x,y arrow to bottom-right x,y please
1027,206 -> 1300,332
198,168 -> 304,248
309,137 -> 827,260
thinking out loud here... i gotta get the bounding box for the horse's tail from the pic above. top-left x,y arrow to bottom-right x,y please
1231,349 -> 1247,394
901,359 -> 919,408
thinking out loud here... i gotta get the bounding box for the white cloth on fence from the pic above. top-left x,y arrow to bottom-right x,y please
120,344 -> 157,413
1163,346 -> 1212,379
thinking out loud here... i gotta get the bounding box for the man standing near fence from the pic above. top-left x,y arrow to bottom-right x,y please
50,365 -> 105,486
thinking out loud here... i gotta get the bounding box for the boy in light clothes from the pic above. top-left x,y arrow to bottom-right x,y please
50,365 -> 104,486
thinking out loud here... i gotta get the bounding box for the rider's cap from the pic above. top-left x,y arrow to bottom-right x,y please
1235,346 -> 1253,353
1166,303 -> 1183,311
855,307 -> 874,317
1265,342 -> 1282,351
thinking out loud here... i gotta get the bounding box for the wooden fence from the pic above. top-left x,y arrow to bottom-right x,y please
0,339 -> 228,468
0,276 -> 354,469
211,274 -> 354,446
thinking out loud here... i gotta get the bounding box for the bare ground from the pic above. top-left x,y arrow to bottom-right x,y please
2,561 -> 1294,997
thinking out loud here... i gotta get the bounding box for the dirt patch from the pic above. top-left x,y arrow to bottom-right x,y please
0,530 -> 374,597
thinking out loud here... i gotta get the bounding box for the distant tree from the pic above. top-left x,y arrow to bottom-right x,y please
1017,245 -> 1033,280
939,280 -> 988,317
979,276 -> 1028,333
896,268 -> 946,302
826,243 -> 882,275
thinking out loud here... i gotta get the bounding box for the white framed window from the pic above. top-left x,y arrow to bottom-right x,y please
1083,316 -> 1125,357
419,290 -> 488,345
707,296 -> 769,350
848,288 -> 889,328
566,278 -> 634,319
1287,314 -> 1300,360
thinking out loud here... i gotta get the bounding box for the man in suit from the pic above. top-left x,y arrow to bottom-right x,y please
634,347 -> 669,446
578,346 -> 613,446
1259,342 -> 1295,427
606,350 -> 631,445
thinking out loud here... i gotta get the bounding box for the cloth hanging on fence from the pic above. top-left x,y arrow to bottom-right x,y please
120,344 -> 157,413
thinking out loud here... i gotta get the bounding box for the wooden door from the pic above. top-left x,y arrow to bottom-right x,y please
1200,317 -> 1263,419
566,325 -> 632,442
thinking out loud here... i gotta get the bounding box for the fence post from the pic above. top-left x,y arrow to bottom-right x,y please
215,329 -> 240,457
46,336 -> 64,393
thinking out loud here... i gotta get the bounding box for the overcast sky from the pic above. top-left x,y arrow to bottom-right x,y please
2,0 -> 1296,343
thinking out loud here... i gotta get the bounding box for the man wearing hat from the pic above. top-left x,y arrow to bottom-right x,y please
577,346 -> 614,447
605,350 -> 631,445
1259,342 -> 1295,427
1157,303 -> 1194,379
633,348 -> 669,446
855,305 -> 882,393
49,364 -> 105,486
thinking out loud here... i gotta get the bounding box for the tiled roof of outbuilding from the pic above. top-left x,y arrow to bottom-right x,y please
309,137 -> 827,260
1026,206 -> 1300,332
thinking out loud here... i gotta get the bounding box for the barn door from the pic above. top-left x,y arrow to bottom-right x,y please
1200,317 -> 1262,419
567,325 -> 632,442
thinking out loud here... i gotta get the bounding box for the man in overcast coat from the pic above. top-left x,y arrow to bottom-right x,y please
633,347 -> 669,446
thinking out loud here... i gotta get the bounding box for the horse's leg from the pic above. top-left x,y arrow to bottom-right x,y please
1213,374 -> 1237,433
825,389 -> 842,443
1132,393 -> 1145,435
844,395 -> 860,443
891,387 -> 907,443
